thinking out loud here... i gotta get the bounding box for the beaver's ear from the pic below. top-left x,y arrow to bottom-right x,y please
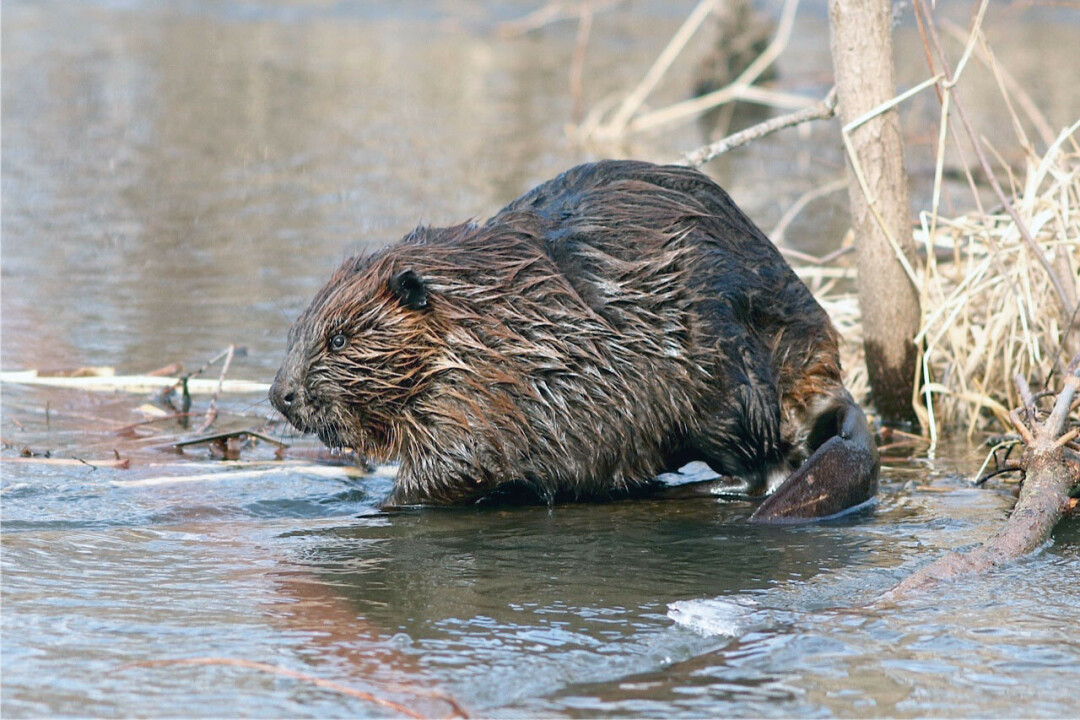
389,269 -> 429,310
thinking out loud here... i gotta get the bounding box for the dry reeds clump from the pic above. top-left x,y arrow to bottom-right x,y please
913,126 -> 1080,438
814,124 -> 1080,439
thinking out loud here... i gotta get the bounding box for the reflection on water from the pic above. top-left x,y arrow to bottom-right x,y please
3,0 -> 1080,717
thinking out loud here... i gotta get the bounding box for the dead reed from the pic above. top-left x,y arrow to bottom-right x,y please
816,122 -> 1079,438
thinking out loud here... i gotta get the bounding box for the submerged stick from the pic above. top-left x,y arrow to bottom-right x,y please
882,356 -> 1080,600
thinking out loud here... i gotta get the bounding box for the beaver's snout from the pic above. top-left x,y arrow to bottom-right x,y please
269,371 -> 300,423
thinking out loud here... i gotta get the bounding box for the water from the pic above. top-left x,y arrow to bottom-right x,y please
3,1 -> 1079,717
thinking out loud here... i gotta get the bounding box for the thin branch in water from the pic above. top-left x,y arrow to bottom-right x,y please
972,438 -> 1021,485
112,412 -> 202,435
497,1 -> 572,37
974,464 -> 1023,485
496,0 -> 621,38
780,244 -> 854,267
770,177 -> 847,245
623,0 -> 802,136
195,344 -> 235,434
171,428 -> 289,450
179,346 -> 240,385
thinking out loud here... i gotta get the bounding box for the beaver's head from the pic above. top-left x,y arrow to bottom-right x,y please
269,250 -> 439,460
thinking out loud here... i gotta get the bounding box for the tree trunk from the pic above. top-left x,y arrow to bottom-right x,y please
828,0 -> 920,425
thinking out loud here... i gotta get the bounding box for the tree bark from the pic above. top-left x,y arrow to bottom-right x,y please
828,0 -> 920,424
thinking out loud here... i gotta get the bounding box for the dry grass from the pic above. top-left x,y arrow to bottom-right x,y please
912,127 -> 1080,437
790,0 -> 1080,440
815,123 -> 1080,438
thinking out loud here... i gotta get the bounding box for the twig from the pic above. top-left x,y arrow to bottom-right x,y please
171,428 -> 288,450
971,438 -> 1021,485
195,344 -> 235,434
496,0 -> 620,38
601,0 -> 719,136
180,346 -> 237,384
838,73 -> 944,293
111,412 -> 202,434
118,658 -> 460,718
497,1 -> 570,36
938,20 -> 1055,147
882,356 -> 1080,600
780,244 -> 854,267
631,83 -> 812,135
972,464 -> 1023,485
681,86 -> 837,167
622,0 -> 803,136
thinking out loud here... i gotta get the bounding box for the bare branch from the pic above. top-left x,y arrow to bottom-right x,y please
680,87 -> 837,168
883,356 -> 1080,600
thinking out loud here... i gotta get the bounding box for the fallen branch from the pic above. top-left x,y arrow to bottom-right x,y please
882,356 -> 1080,600
680,87 -> 837,167
110,464 -> 368,488
0,370 -> 269,395
0,456 -> 131,470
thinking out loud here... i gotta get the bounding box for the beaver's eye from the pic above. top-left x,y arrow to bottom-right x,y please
329,333 -> 348,351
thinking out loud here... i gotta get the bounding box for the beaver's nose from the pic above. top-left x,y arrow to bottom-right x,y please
269,375 -> 297,416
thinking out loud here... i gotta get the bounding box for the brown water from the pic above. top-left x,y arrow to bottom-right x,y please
3,1 -> 1080,717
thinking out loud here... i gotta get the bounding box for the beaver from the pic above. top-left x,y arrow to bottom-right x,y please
270,160 -> 878,521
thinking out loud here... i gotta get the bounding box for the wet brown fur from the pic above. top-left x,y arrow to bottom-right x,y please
272,161 -> 852,505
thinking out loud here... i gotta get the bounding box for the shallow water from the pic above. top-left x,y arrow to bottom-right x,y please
3,1 -> 1080,717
